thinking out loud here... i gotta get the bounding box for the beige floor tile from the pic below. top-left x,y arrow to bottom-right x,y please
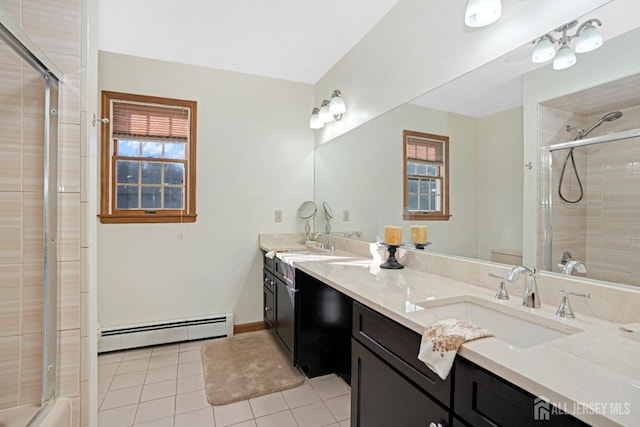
98,352 -> 124,365
98,376 -> 112,393
174,406 -> 215,427
339,420 -> 350,427
179,340 -> 206,352
178,360 -> 203,377
134,396 -> 176,424
149,353 -> 179,369
98,404 -> 137,427
227,421 -> 257,427
98,362 -> 119,378
324,394 -> 350,421
178,349 -> 202,364
177,373 -> 205,395
145,365 -> 178,384
249,392 -> 288,418
110,371 -> 147,391
175,389 -> 211,415
100,386 -> 142,411
282,384 -> 321,409
117,358 -> 150,375
214,400 -> 254,427
141,379 -> 177,402
152,343 -> 180,356
310,376 -> 350,400
134,416 -> 174,427
291,402 -> 336,427
122,347 -> 153,361
255,410 -> 298,427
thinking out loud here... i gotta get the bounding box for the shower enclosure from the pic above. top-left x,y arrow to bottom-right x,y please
0,8 -> 62,426
540,95 -> 640,287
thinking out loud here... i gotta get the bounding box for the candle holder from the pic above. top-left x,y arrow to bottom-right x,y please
412,241 -> 432,250
380,244 -> 404,269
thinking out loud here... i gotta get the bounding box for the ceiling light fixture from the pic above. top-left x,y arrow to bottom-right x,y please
464,0 -> 502,28
531,19 -> 603,70
309,90 -> 346,129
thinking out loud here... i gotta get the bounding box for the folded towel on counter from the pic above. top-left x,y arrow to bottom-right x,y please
265,250 -> 276,259
417,319 -> 493,380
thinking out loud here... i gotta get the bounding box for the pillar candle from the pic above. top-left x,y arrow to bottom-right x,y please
410,225 -> 428,244
384,226 -> 403,245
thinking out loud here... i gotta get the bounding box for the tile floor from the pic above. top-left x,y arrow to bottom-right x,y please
98,339 -> 351,427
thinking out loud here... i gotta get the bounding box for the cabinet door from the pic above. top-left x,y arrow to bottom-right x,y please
454,358 -> 589,427
351,339 -> 450,427
263,285 -> 274,328
274,278 -> 295,359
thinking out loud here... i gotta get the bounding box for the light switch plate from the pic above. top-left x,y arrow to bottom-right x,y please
343,210 -> 350,222
274,210 -> 282,222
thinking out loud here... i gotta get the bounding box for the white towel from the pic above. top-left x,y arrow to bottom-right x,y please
417,319 -> 493,380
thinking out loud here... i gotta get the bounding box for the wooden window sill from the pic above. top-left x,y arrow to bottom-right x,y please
99,213 -> 197,224
402,213 -> 451,221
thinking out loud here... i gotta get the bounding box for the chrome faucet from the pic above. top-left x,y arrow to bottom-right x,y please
488,272 -> 509,300
506,266 -> 541,308
558,251 -> 587,276
313,232 -> 335,254
556,290 -> 590,319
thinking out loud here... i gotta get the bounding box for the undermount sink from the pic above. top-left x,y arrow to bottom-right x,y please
276,250 -> 348,263
417,299 -> 582,348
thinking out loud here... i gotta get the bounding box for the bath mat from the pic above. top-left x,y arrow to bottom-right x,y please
201,330 -> 304,405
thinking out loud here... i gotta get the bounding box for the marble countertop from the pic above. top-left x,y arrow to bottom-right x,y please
260,241 -> 640,426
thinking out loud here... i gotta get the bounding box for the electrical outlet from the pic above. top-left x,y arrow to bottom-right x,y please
274,210 -> 282,222
343,210 -> 350,222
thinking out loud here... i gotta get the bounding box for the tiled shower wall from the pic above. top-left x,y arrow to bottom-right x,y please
538,104 -> 640,287
0,1 -> 87,426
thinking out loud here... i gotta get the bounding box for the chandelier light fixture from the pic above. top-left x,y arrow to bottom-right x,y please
464,0 -> 502,28
531,19 -> 603,71
309,90 -> 346,130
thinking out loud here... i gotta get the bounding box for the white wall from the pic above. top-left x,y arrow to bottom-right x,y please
98,52 -> 314,327
315,0 -> 610,144
314,103 -> 479,258
476,107 -> 524,261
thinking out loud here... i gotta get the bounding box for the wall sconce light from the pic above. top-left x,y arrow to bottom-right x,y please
531,19 -> 603,70
464,0 -> 502,28
309,90 -> 346,129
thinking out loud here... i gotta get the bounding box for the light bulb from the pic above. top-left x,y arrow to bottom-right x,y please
531,37 -> 556,63
575,23 -> 603,53
553,45 -> 576,70
329,91 -> 346,115
309,108 -> 323,129
465,0 -> 502,28
319,101 -> 334,123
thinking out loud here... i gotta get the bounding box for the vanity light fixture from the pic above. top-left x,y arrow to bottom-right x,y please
531,19 -> 603,70
464,0 -> 501,28
309,89 -> 346,129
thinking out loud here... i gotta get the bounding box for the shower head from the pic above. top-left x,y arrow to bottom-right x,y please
574,110 -> 623,140
602,111 -> 623,121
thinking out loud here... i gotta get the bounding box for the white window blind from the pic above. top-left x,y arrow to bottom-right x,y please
112,101 -> 189,142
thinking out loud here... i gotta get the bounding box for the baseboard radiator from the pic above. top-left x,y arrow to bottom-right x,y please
98,313 -> 234,353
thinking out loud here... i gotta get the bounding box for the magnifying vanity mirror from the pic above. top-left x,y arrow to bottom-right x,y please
314,8 -> 640,291
298,200 -> 317,242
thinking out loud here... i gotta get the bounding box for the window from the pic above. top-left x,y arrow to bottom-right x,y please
100,91 -> 197,223
403,130 -> 450,221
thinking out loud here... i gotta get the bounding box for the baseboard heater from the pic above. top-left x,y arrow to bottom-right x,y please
98,313 -> 234,353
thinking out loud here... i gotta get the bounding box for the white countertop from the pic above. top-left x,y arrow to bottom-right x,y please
262,243 -> 640,426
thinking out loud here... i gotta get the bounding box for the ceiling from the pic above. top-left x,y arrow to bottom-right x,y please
97,0 -> 400,85
98,0 -> 639,118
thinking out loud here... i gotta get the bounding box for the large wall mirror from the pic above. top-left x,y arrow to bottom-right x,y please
314,5 -> 640,290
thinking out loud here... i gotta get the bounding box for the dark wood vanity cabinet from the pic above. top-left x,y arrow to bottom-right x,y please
262,256 -> 275,328
351,301 -> 589,427
351,302 -> 451,427
454,357 -> 589,427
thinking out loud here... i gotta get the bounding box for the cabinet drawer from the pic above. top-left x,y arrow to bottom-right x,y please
263,253 -> 274,273
454,358 -> 589,427
352,302 -> 452,407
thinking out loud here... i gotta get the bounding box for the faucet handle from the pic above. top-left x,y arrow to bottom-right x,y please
556,289 -> 590,319
488,272 -> 509,300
